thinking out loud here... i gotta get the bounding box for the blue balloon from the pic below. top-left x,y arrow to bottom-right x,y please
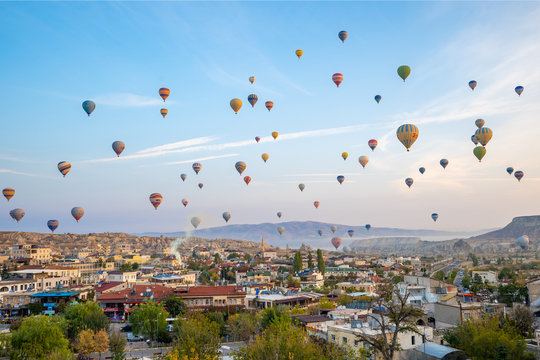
82,100 -> 96,116
419,167 -> 425,174
440,159 -> 449,169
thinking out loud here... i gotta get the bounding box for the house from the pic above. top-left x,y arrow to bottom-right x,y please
149,272 -> 196,286
527,278 -> 540,306
396,275 -> 457,306
247,291 -> 323,309
174,285 -> 246,310
11,245 -> 51,264
434,293 -> 505,326
236,270 -> 271,284
324,266 -> 369,279
106,271 -> 137,283
31,289 -> 91,315
336,281 -> 377,293
94,281 -> 128,296
397,343 -> 467,360
472,270 -> 497,284
294,270 -> 324,289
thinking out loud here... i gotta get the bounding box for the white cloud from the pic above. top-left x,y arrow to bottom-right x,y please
0,169 -> 54,179
163,153 -> 239,166
92,93 -> 169,107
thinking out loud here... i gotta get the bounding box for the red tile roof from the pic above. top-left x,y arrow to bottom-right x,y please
97,285 -> 173,302
94,282 -> 124,293
18,265 -> 77,271
175,286 -> 245,297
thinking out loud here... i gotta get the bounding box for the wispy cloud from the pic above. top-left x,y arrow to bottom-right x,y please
0,169 -> 54,179
163,153 -> 239,166
0,156 -> 39,164
137,137 -> 217,154
92,93 -> 169,107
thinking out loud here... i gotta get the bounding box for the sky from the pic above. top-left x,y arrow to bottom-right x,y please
1,1 -> 540,235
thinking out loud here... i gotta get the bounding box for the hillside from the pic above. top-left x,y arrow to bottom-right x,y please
469,215 -> 540,241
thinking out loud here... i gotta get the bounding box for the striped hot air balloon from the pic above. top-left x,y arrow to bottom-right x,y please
332,73 -> 343,87
235,161 -> 246,175
475,119 -> 485,129
149,193 -> 162,210
243,176 -> 251,185
192,163 -> 202,174
2,188 -> 15,201
159,88 -> 170,101
474,127 -> 493,147
160,108 -> 168,118
506,167 -> 514,175
71,207 -> 84,222
47,220 -> 59,232
514,171 -> 524,182
265,101 -> 274,111
248,94 -> 258,107
396,124 -> 419,151
58,161 -> 71,177
368,139 -> 378,151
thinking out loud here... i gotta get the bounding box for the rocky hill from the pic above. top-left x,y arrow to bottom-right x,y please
469,215 -> 540,241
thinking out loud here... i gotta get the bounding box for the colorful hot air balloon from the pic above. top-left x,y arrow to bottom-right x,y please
295,49 -> 303,59
431,213 -> 439,222
160,108 -> 168,118
330,225 -> 337,233
368,139 -> 378,151
47,220 -> 59,232
112,141 -> 125,157
272,132 -> 278,140
365,224 -> 371,231
419,167 -> 425,174
159,88 -> 170,102
71,207 -> 84,222
514,171 -> 524,182
440,159 -> 449,169
2,188 -> 14,201
265,101 -> 274,111
192,163 -> 202,174
57,161 -> 71,177
223,212 -> 231,222
338,30 -> 348,42
235,161 -> 246,175
475,119 -> 485,129
318,230 -> 323,236
397,65 -> 411,82
248,94 -> 258,107
181,198 -> 189,207
405,178 -> 414,188
191,217 -> 200,229
374,95 -> 381,104
277,212 -> 282,219
337,175 -> 345,184
277,226 -> 285,235
471,135 -> 479,145
358,156 -> 369,168
180,173 -> 187,182
82,100 -> 96,116
473,146 -> 486,162
314,201 -> 320,209
298,183 -> 305,192
332,73 -> 343,87
506,167 -> 514,175
347,229 -> 354,237
517,235 -> 529,249
230,98 -> 242,114
255,136 -> 261,143
341,152 -> 348,160
244,176 -> 251,185
249,76 -> 255,84
474,127 -> 493,147
261,153 -> 269,163
9,208 -> 25,222
396,124 -> 419,151
198,183 -> 203,189
468,80 -> 477,90
331,237 -> 342,250
515,86 -> 524,96
149,193 -> 162,210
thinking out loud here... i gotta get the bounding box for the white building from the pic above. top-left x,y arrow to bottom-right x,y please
107,271 -> 137,283
472,270 -> 497,284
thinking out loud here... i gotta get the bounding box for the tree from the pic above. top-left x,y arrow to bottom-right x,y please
307,251 -> 314,269
131,262 -> 139,271
243,253 -> 252,262
469,253 -> 479,267
108,330 -> 127,360
227,312 -> 260,342
434,270 -> 445,281
317,249 -> 325,275
260,306 -> 288,330
293,251 -> 303,273
318,297 -> 336,310
214,253 -> 221,264
76,329 -> 96,359
172,314 -> 220,359
130,302 -> 169,341
507,304 -> 536,338
498,280 -> 528,305
462,273 -> 472,289
64,301 -> 109,341
337,294 -> 353,306
10,315 -> 73,360
165,294 -> 186,317
227,253 -> 239,260
28,302 -> 43,315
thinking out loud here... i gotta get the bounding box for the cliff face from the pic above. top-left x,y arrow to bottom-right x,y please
470,216 -> 540,241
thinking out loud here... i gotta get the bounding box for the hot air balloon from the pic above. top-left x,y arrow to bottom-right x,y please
272,132 -> 278,140
475,119 -> 485,129
180,173 -> 187,182
331,225 -> 337,233
396,124 -> 419,151
82,100 -> 96,116
149,193 -> 162,210
374,95 -> 381,103
347,229 -> 354,237
159,88 -> 170,102
223,212 -> 231,222
9,208 -> 25,222
365,224 -> 371,231
192,163 -> 202,174
249,76 -> 255,84
2,188 -> 14,201
277,212 -> 282,219
331,237 -> 342,250
517,235 -> 529,249
298,183 -> 305,192
198,183 -> 203,189
58,161 -> 71,177
337,175 -> 345,184
419,167 -> 425,174
255,137 -> 261,143
332,73 -> 343,87
368,139 -> 378,151
431,213 -> 439,222
506,167 -> 514,175
341,152 -> 348,160
182,198 -> 189,207
405,178 -> 414,188
230,98 -> 242,114
265,101 -> 274,111
295,49 -> 303,59
473,146 -> 486,162
248,94 -> 258,107
515,86 -> 524,96
314,201 -> 320,209
160,108 -> 168,118
261,153 -> 269,163
71,207 -> 84,222
112,141 -> 125,157
47,220 -> 59,233
318,230 -> 323,236
397,65 -> 411,82
191,217 -> 200,229
471,135 -> 478,145
474,127 -> 493,147
358,156 -> 369,168
514,171 -> 524,182
440,159 -> 449,169
277,226 -> 285,235
338,30 -> 348,42
469,80 -> 477,90
235,161 -> 246,175
244,176 -> 251,185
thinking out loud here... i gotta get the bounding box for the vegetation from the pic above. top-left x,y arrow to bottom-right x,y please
171,313 -> 221,359
63,301 -> 109,342
76,329 -> 109,360
227,312 -> 260,341
293,251 -> 303,273
108,330 -> 127,360
165,294 -> 186,317
308,251 -> 314,269
317,249 -> 325,275
129,301 -> 169,341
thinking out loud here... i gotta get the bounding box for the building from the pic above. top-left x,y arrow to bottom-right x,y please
174,285 -> 246,310
294,270 -> 324,289
247,291 -> 323,309
396,275 -> 457,306
148,272 -> 196,286
160,255 -> 182,269
472,271 -> 497,284
324,266 -> 370,279
336,281 -> 377,293
527,278 -> 540,305
236,270 -> 271,284
31,289 -> 91,315
434,293 -> 505,326
106,271 -> 137,283
11,245 -> 51,264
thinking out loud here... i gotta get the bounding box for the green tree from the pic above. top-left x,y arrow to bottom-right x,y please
64,301 -> 109,342
337,294 -> 353,306
76,329 -> 108,360
318,297 -> 336,310
0,333 -> 12,357
131,262 -> 139,271
129,302 -> 169,341
165,294 -> 186,318
293,251 -> 303,273
243,253 -> 252,262
108,330 -> 126,360
498,280 -> 528,305
317,249 -> 325,275
27,302 -> 43,315
469,253 -> 479,267
214,253 -> 221,264
260,306 -> 288,330
507,304 -> 536,337
172,314 -> 220,359
462,273 -> 472,289
10,315 -> 73,360
227,253 -> 239,260
307,251 -> 314,269
434,270 -> 445,281
227,312 -> 260,342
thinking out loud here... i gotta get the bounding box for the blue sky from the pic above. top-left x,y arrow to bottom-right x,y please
1,1 -> 540,235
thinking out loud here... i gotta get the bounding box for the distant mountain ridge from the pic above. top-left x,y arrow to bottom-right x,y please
469,216 -> 540,241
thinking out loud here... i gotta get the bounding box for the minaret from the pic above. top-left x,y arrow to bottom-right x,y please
261,237 -> 265,253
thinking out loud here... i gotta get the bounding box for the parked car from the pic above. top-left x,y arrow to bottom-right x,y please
121,324 -> 132,332
127,332 -> 144,342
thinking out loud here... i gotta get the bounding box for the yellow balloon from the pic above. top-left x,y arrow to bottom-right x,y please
295,49 -> 303,59
341,152 -> 348,160
261,153 -> 269,163
474,127 -> 493,147
230,98 -> 242,114
272,131 -> 278,140
396,124 -> 419,152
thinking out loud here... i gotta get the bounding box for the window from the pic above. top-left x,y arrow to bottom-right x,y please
331,334 -> 335,341
411,336 -> 415,345
342,337 -> 347,344
464,313 -> 471,320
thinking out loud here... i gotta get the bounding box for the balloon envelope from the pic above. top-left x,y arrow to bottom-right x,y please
365,224 -> 371,231
192,163 -> 202,174
471,135 -> 478,145
230,98 -> 242,114
244,176 -> 251,185
331,225 -> 337,233
295,49 -> 303,59
341,152 -> 348,160
314,201 -> 320,209
71,207 -> 84,222
198,183 -> 203,189
474,127 -> 493,147
431,213 -> 439,222
515,86 -> 524,96
397,65 -> 411,81
318,230 -> 323,236
82,100 -> 96,116
405,178 -> 414,188
473,146 -> 487,162
261,153 -> 269,163
180,173 -> 187,182
160,108 -> 168,118
112,141 -> 125,157
272,132 -> 278,140
514,171 -> 524,182
255,137 -> 260,143
235,161 -> 247,175
2,188 -> 14,201
506,167 -> 514,175
332,73 -> 343,87
469,80 -> 477,90
475,119 -> 485,129
338,30 -> 348,42
149,194 -> 163,210
298,183 -> 305,192
10,208 -> 25,222
368,139 -> 378,151
223,212 -> 231,222
337,175 -> 345,184
277,226 -> 285,235
181,198 -> 189,207
249,76 -> 255,84
419,167 -> 425,174
265,101 -> 274,111
331,237 -> 342,249
358,156 -> 369,168
47,220 -> 59,232
277,212 -> 282,218
159,88 -> 170,101
397,124 -> 419,151
58,161 -> 71,177
248,94 -> 258,107
440,159 -> 449,169
374,95 -> 381,103
191,217 -> 200,229
347,230 -> 354,237
517,235 -> 529,249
